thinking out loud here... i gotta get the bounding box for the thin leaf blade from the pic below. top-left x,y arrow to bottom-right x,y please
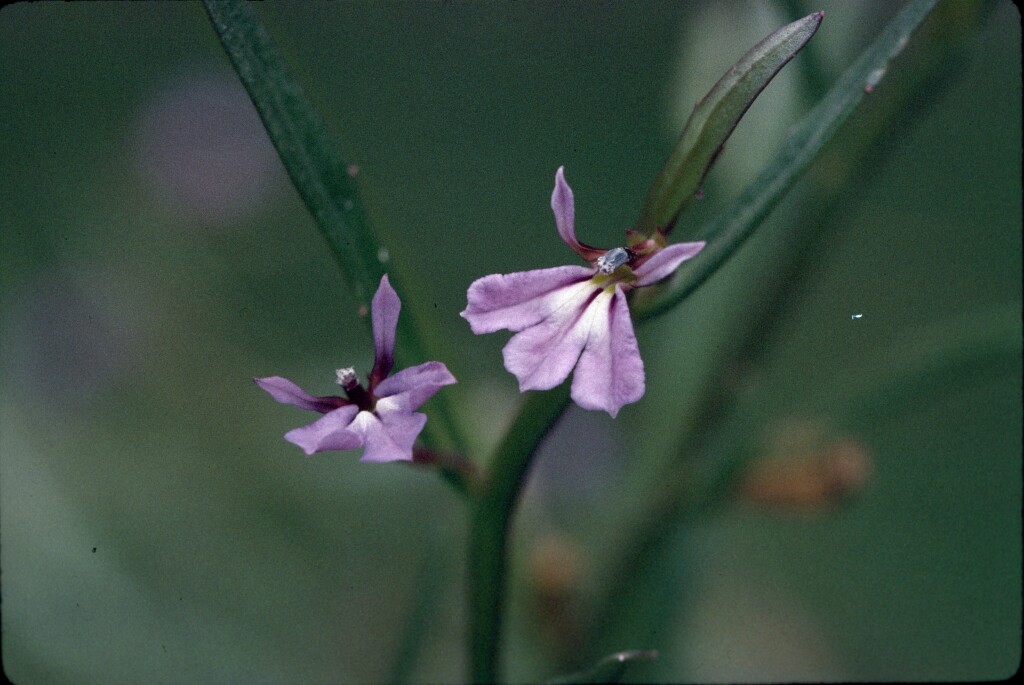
632,0 -> 941,322
202,0 -> 384,312
634,11 -> 824,237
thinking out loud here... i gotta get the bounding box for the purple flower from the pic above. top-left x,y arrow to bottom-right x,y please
255,275 -> 456,462
461,167 -> 704,417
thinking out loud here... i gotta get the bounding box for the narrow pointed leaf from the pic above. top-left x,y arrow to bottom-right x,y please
634,11 -> 824,237
546,650 -> 659,685
632,0 -> 940,322
202,0 -> 385,312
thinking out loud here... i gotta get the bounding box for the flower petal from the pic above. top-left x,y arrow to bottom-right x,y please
374,360 -> 457,412
254,376 -> 347,413
461,265 -> 594,334
369,274 -> 400,386
502,284 -> 601,391
348,409 -> 425,462
552,166 -> 604,262
283,405 -> 362,455
633,241 -> 705,287
571,286 -> 645,417
551,166 -> 578,250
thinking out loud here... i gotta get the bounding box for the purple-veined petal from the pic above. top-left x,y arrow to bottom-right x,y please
552,166 -> 604,262
377,410 -> 428,459
502,284 -> 601,391
461,265 -> 594,335
369,274 -> 400,387
254,376 -> 348,413
551,166 -> 578,252
374,360 -> 457,412
283,405 -> 362,455
571,286 -> 644,417
633,241 -> 705,287
348,409 -> 425,462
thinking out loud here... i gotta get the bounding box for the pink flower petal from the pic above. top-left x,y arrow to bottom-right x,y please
552,167 -> 604,262
633,241 -> 705,286
551,166 -> 578,251
459,169 -> 703,416
283,405 -> 362,455
369,275 -> 400,387
348,409 -> 425,462
259,275 -> 457,457
254,375 -> 347,413
571,286 -> 644,417
502,284 -> 600,391
461,265 -> 594,334
374,360 -> 457,412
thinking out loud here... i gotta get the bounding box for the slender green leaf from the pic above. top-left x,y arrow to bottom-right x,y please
468,385 -> 572,684
633,11 -> 823,238
631,0 -> 940,323
546,650 -> 659,685
202,0 -> 384,311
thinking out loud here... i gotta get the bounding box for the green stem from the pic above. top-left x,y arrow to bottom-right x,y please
468,385 -> 572,684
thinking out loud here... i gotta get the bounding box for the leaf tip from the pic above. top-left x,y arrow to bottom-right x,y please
805,10 -> 825,32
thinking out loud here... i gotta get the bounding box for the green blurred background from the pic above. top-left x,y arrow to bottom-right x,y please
1,1 -> 1019,683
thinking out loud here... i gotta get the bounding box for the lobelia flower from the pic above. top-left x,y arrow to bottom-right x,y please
255,275 -> 456,462
461,167 -> 705,417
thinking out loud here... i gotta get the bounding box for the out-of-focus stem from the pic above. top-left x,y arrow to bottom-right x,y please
467,385 -> 572,683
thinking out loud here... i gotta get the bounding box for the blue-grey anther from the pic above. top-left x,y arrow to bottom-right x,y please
596,247 -> 630,274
